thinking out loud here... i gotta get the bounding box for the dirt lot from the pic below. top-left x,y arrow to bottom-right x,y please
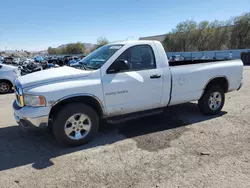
0,67 -> 250,188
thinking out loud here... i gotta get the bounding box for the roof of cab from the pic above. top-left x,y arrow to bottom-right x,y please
111,40 -> 159,45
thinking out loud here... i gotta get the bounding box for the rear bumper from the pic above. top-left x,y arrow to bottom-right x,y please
13,101 -> 50,132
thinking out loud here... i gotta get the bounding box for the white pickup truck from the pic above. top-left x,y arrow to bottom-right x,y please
13,40 -> 243,146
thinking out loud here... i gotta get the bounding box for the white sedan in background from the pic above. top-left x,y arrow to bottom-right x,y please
0,56 -> 4,63
0,64 -> 20,94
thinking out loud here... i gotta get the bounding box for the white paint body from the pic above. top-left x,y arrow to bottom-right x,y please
16,41 -> 243,120
0,64 -> 20,85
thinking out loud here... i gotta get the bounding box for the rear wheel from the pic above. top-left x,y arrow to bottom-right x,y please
0,81 -> 12,94
198,86 -> 225,115
52,103 -> 99,146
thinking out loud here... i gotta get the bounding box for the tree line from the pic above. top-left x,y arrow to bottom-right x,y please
48,42 -> 86,55
163,12 -> 250,52
47,12 -> 250,55
47,37 -> 109,55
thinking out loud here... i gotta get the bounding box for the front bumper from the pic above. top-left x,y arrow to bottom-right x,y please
13,101 -> 51,131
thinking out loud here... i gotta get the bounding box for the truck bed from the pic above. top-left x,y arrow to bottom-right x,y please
168,59 -> 243,106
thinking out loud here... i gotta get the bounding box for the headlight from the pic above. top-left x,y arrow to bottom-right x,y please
24,94 -> 46,107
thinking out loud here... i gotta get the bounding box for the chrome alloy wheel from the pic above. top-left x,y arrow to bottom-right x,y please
64,113 -> 92,140
208,92 -> 222,111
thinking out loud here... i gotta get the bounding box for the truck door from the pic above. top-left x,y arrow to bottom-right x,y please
101,44 -> 163,116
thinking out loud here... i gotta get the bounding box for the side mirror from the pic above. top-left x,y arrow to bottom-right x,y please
107,59 -> 130,74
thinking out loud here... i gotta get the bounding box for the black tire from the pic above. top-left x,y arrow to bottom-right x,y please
198,86 -> 225,115
0,81 -> 12,94
52,103 -> 99,146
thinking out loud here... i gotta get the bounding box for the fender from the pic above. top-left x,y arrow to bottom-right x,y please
200,76 -> 229,98
51,93 -> 107,116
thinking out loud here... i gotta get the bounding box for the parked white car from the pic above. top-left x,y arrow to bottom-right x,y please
0,64 -> 20,94
0,56 -> 4,63
13,40 -> 243,146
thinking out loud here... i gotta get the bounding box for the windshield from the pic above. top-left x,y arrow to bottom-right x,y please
77,44 -> 123,70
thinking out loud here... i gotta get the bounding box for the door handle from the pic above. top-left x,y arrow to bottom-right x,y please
150,74 -> 161,79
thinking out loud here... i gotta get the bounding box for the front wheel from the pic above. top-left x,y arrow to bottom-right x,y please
198,86 -> 225,115
52,103 -> 99,146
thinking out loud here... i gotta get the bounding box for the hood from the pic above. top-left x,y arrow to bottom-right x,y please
18,66 -> 92,88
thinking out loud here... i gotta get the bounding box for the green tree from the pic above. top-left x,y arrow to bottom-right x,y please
65,42 -> 86,54
96,37 -> 109,49
47,47 -> 57,55
89,37 -> 109,52
194,21 -> 213,51
163,20 -> 197,52
47,42 -> 86,55
173,20 -> 197,51
209,21 -> 230,50
163,33 -> 178,51
230,13 -> 250,49
163,12 -> 250,52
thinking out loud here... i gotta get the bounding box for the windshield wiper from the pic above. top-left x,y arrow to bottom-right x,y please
79,62 -> 87,70
76,62 -> 98,70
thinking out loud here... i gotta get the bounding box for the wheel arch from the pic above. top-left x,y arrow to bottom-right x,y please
49,94 -> 106,125
0,79 -> 13,86
200,76 -> 229,98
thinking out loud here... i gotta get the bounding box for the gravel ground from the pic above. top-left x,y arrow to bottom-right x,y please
0,67 -> 250,188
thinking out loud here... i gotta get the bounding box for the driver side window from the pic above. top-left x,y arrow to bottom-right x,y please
108,45 -> 156,73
